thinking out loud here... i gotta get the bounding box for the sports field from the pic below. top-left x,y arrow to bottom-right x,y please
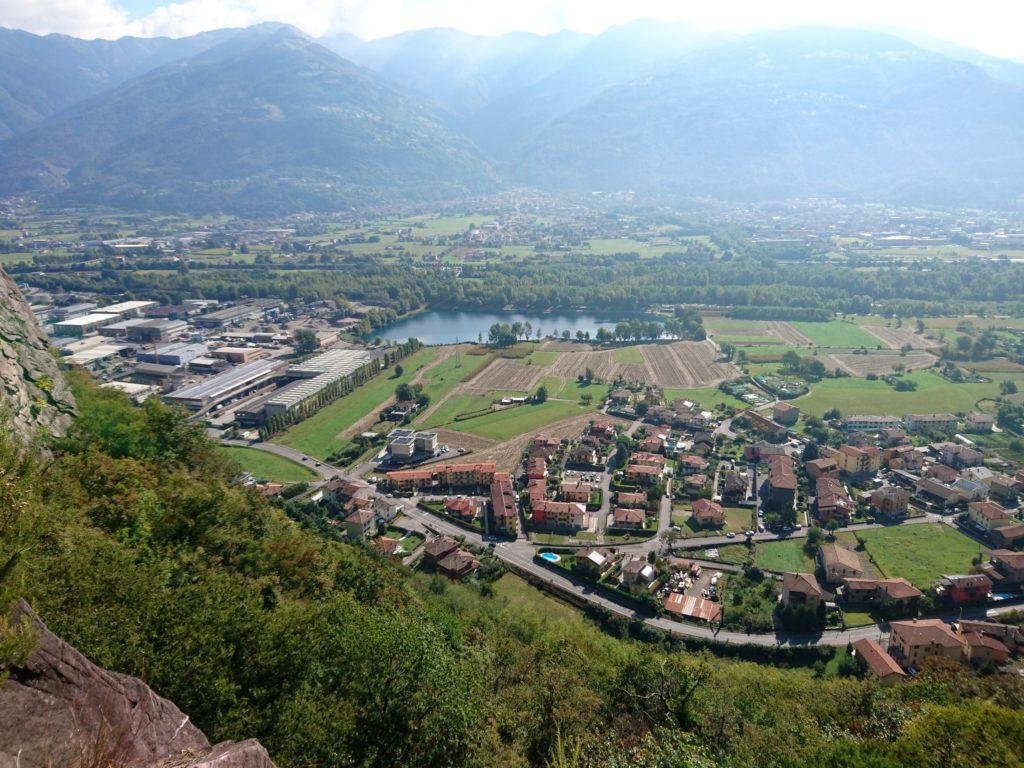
273,348 -> 436,459
218,446 -> 318,483
850,524 -> 988,588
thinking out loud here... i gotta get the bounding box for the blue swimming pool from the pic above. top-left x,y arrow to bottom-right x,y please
539,552 -> 561,563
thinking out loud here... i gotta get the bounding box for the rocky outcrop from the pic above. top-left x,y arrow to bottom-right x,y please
0,268 -> 75,441
0,600 -> 276,768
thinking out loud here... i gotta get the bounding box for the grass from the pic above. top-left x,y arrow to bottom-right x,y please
752,539 -> 816,572
525,349 -> 562,366
674,505 -> 753,537
790,321 -> 882,348
491,573 -> 585,625
795,370 -> 1024,417
274,348 -> 437,459
447,399 -> 592,441
217,446 -> 318,483
664,386 -> 749,410
612,346 -> 645,364
850,524 -> 988,589
417,351 -> 490,404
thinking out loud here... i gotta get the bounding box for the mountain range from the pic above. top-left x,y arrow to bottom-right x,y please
2,21 -> 1024,212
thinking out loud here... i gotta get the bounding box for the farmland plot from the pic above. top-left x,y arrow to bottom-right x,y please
640,341 -> 738,388
765,321 -> 815,346
860,325 -> 934,350
820,352 -> 937,376
466,358 -> 546,393
548,349 -> 619,381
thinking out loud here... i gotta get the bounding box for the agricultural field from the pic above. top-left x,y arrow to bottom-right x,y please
217,446 -> 318,484
764,321 -> 815,346
848,524 -> 988,589
789,321 -> 882,348
816,352 -> 937,377
858,325 -> 934,350
443,399 -> 593,441
466,358 -> 546,393
273,348 -> 436,459
795,370 -> 1024,417
639,340 -> 737,388
611,346 -> 645,364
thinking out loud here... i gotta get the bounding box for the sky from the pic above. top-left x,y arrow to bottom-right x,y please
2,0 -> 1024,59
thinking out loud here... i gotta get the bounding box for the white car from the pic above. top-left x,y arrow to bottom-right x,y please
725,531 -> 736,539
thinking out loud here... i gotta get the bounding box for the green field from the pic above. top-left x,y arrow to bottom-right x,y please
674,505 -> 752,537
525,349 -> 563,366
664,386 -> 749,410
491,573 -> 585,625
790,321 -> 881,348
417,352 -> 490,404
850,524 -> 988,588
446,399 -> 592,441
218,446 -> 318,483
274,348 -> 437,459
748,539 -> 816,572
611,346 -> 645,364
795,370 -> 1023,417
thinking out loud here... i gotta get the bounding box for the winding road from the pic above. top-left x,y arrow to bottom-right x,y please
225,437 -> 1023,647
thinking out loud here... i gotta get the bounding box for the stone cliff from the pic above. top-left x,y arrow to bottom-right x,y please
0,268 -> 76,441
0,600 -> 277,768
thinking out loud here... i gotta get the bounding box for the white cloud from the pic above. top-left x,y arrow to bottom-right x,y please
1,0 -> 1023,59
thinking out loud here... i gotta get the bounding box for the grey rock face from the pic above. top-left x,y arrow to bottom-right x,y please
0,269 -> 76,442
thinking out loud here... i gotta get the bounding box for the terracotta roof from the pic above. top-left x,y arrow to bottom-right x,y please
963,631 -> 1009,654
891,619 -> 963,648
876,578 -> 924,601
968,500 -> 1010,521
345,508 -> 374,525
782,571 -> 824,597
992,549 -> 1024,568
617,491 -> 647,506
692,498 -> 724,522
852,638 -> 905,678
423,536 -> 459,558
613,507 -> 645,524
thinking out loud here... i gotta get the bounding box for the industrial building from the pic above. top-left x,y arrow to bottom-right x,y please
125,319 -> 189,343
52,302 -> 98,321
52,313 -> 120,337
262,348 -> 374,418
386,429 -> 439,461
98,318 -> 151,338
100,300 -> 158,318
164,358 -> 283,411
194,304 -> 265,328
136,342 -> 208,367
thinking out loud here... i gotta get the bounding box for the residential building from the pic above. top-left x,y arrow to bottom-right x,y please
883,444 -> 925,471
444,496 -> 483,523
620,557 -> 657,593
939,443 -> 984,469
624,464 -> 662,484
691,498 -> 725,527
964,412 -> 995,432
905,413 -> 959,432
617,491 -> 648,509
937,574 -> 991,605
841,577 -> 922,607
814,476 -> 853,525
805,458 -> 839,481
764,454 -> 797,512
437,550 -> 480,579
914,477 -> 963,509
721,470 -> 748,500
888,619 -> 965,670
676,454 -> 709,475
612,507 -> 645,529
957,620 -> 1024,653
560,478 -> 592,504
490,472 -> 519,535
423,536 -> 460,566
961,631 -> 1011,666
986,472 -> 1021,503
630,451 -> 667,469
773,401 -> 800,426
966,500 -> 1012,531
852,638 -> 906,684
840,415 -> 900,431
576,547 -> 612,577
372,497 -> 403,526
526,458 -> 547,480
869,485 -> 911,519
984,550 -> 1024,586
343,508 -> 376,542
991,523 -> 1024,548
780,572 -> 825,609
819,543 -> 865,586
532,500 -> 588,530
836,444 -> 882,477
571,445 -> 600,466
682,473 -> 708,496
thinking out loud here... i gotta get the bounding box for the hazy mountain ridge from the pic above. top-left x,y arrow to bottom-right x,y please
2,22 -> 1024,210
0,24 -> 495,213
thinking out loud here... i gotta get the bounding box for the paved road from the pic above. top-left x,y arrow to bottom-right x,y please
228,437 -> 1023,648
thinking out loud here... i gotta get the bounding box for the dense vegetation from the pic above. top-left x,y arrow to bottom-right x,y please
1,375 -> 1023,768
17,249 -> 1024,319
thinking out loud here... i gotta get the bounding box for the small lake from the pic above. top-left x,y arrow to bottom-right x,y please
368,310 -> 653,345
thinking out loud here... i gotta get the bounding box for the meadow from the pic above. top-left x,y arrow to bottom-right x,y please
848,524 -> 988,588
790,321 -> 882,348
217,446 -> 318,483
